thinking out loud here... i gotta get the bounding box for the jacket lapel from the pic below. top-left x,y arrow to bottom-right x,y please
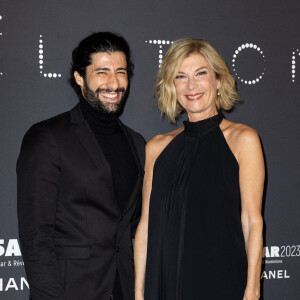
70,105 -> 143,215
118,120 -> 144,214
70,105 -> 120,212
118,120 -> 143,175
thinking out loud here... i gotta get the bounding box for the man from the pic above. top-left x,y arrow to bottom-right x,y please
17,32 -> 145,300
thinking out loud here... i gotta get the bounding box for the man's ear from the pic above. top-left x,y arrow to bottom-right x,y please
74,71 -> 84,88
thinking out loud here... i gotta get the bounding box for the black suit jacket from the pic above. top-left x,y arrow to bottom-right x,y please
17,104 -> 145,300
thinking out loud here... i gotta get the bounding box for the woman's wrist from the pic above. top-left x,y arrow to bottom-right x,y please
135,290 -> 144,300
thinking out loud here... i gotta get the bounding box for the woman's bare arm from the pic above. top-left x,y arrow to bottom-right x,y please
236,127 -> 265,300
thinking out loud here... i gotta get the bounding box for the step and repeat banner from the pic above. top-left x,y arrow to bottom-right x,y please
0,0 -> 299,299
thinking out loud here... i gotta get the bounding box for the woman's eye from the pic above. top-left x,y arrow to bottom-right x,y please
175,75 -> 185,79
196,71 -> 207,76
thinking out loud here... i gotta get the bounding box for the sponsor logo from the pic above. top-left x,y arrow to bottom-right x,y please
0,260 -> 24,267
0,239 -> 24,269
0,239 -> 22,257
261,244 -> 299,280
0,239 -> 29,293
0,277 -> 29,292
261,270 -> 290,280
263,245 -> 300,261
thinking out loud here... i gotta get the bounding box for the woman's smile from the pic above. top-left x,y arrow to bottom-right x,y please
185,93 -> 204,101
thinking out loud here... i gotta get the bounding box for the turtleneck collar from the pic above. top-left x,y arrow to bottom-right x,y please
183,111 -> 224,136
80,98 -> 120,135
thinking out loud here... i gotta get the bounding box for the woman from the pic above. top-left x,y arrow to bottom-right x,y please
134,38 -> 264,300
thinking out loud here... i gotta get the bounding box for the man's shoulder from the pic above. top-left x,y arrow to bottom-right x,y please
20,107 -> 78,152
26,106 -> 76,136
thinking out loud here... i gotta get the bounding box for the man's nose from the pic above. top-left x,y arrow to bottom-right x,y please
107,73 -> 119,90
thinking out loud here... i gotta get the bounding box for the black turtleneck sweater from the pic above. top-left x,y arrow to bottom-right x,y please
80,99 -> 138,298
80,99 -> 138,213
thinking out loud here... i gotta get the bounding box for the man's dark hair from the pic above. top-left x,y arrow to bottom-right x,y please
70,32 -> 134,96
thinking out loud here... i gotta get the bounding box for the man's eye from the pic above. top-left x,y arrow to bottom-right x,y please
97,72 -> 106,75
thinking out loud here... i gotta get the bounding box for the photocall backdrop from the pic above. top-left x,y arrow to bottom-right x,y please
0,0 -> 299,299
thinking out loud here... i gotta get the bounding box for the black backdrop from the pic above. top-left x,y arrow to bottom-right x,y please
0,0 -> 299,299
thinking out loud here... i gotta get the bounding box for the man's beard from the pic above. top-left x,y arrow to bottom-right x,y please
82,79 -> 127,114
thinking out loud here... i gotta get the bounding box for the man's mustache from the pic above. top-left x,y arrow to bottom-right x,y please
96,88 -> 126,94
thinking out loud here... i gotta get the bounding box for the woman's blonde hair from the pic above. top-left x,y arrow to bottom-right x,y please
155,38 -> 240,123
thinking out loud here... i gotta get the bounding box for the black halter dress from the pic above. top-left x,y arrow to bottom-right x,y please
144,112 -> 247,300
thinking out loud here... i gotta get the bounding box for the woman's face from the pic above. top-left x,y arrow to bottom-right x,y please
174,53 -> 220,121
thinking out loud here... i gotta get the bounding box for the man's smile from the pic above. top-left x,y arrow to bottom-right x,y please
100,91 -> 120,101
96,88 -> 126,103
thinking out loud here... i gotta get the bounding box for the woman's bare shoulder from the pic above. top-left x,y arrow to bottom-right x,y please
146,126 -> 184,163
222,119 -> 259,144
221,119 -> 261,161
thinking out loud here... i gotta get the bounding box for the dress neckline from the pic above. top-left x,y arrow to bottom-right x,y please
183,111 -> 224,136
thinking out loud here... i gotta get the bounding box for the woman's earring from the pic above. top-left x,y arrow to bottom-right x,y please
217,89 -> 221,96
